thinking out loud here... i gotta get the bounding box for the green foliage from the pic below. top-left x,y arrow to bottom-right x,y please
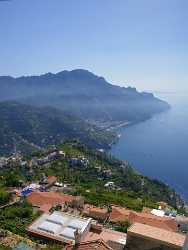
115,220 -> 131,233
26,141 -> 183,210
0,244 -> 11,250
0,102 -> 117,156
0,202 -> 36,237
49,204 -> 62,213
0,188 -> 11,205
77,188 -> 156,211
4,171 -> 22,187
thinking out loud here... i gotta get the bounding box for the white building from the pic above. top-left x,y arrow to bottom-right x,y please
28,211 -> 92,243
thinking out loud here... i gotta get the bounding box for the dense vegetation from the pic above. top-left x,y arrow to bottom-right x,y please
0,188 -> 11,206
0,102 -> 117,156
0,69 -> 170,125
0,141 -> 183,210
0,201 -> 36,236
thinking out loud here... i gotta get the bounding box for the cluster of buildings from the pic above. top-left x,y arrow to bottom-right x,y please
22,185 -> 188,250
26,191 -> 127,249
0,153 -> 24,169
1,149 -> 188,249
0,149 -> 92,183
13,174 -> 75,198
27,202 -> 127,250
69,157 -> 89,168
30,150 -> 65,167
0,149 -> 66,171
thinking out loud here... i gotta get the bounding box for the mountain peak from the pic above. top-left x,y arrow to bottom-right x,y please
56,69 -> 99,79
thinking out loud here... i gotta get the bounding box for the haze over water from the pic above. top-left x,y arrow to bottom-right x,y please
110,93 -> 188,202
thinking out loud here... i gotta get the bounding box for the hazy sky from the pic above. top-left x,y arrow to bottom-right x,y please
0,0 -> 187,92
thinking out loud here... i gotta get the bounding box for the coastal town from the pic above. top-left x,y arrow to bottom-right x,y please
0,0 -> 187,249
0,142 -> 188,250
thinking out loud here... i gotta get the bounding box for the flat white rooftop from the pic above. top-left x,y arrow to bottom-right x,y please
28,211 -> 92,242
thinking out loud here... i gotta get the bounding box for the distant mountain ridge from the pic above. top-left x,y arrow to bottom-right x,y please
0,69 -> 170,125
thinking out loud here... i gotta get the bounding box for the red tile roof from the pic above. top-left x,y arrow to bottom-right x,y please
46,176 -> 57,185
65,240 -> 113,250
108,205 -> 178,232
38,204 -> 53,213
84,205 -> 108,220
129,211 -> 178,232
27,191 -> 74,209
109,206 -> 130,223
83,227 -> 127,246
128,223 -> 185,248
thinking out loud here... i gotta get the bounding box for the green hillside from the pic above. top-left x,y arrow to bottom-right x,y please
0,102 -> 117,156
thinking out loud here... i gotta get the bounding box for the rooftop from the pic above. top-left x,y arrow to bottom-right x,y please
46,176 -> 57,185
28,211 -> 92,243
26,191 -> 75,210
84,204 -> 108,220
109,206 -> 130,223
83,227 -> 127,246
129,211 -> 178,232
64,239 -> 113,250
128,223 -> 186,248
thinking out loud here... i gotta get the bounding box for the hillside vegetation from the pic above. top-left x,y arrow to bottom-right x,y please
0,102 -> 116,156
0,141 -> 183,210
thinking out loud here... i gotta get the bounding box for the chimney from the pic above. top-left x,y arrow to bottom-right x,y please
74,229 -> 81,247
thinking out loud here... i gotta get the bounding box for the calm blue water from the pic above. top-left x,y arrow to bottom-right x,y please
110,93 -> 188,202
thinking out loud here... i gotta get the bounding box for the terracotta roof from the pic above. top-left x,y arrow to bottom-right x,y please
84,205 -> 108,220
65,240 -> 113,250
128,223 -> 185,248
142,207 -> 152,214
46,176 -> 57,184
109,206 -> 130,223
128,211 -> 178,232
83,228 -> 127,245
38,204 -> 53,213
27,191 -> 74,208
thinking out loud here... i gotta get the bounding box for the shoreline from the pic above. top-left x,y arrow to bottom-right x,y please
106,114 -> 187,207
106,121 -> 131,130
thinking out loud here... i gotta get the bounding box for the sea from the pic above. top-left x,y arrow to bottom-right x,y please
110,93 -> 188,203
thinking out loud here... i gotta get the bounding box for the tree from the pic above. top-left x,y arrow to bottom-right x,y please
115,220 -> 131,233
5,172 -> 21,187
0,189 -> 11,205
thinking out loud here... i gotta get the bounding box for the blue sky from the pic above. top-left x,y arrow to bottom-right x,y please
0,0 -> 187,91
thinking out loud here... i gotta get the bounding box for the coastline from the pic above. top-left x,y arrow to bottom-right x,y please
107,108 -> 187,207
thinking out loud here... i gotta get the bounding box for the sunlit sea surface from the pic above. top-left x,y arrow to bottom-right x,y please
110,93 -> 188,202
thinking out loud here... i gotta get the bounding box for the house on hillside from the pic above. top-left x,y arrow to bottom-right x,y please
0,157 -> 8,168
104,182 -> 116,190
27,211 -> 92,244
83,205 -> 109,221
26,191 -> 84,213
39,175 -> 57,189
126,223 -> 185,250
128,211 -> 178,232
69,157 -> 89,168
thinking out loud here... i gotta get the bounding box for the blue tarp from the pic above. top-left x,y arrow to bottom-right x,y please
21,188 -> 33,197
